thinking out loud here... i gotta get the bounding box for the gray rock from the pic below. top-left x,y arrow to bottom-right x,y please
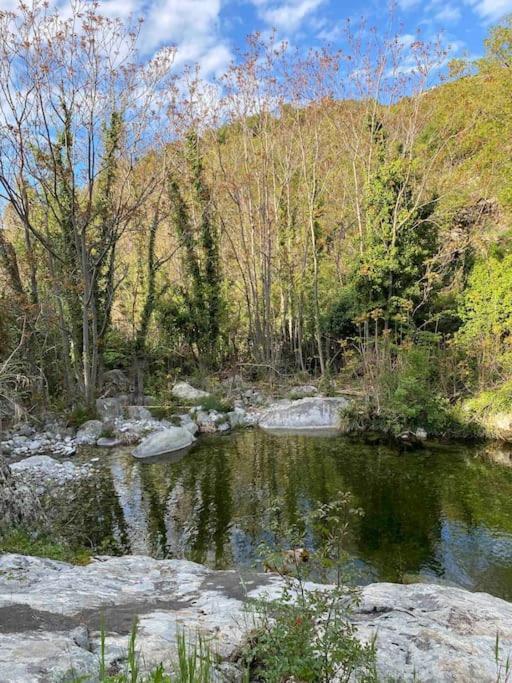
75,420 -> 104,445
132,427 -> 195,458
103,369 -> 130,396
289,384 -> 318,399
0,554 -> 511,683
259,397 -> 350,431
171,381 -> 211,402
97,437 -> 122,448
124,405 -> 152,421
96,397 -> 124,421
10,456 -> 91,486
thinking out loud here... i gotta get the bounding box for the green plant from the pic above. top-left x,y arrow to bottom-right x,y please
0,529 -> 92,565
192,394 -> 232,413
242,493 -> 377,683
68,620 -> 219,682
67,404 -> 99,428
495,632 -> 512,683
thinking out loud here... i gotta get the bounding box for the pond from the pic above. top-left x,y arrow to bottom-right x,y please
71,429 -> 512,600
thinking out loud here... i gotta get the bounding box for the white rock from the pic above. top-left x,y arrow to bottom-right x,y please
75,420 -> 104,445
171,381 -> 211,402
0,554 -> 511,683
259,397 -> 350,431
132,427 -> 195,459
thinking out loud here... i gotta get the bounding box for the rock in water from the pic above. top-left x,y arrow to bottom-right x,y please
259,397 -> 349,431
132,427 -> 195,458
171,381 -> 211,402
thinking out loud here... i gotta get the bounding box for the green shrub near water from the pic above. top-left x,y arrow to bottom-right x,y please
242,493 -> 377,683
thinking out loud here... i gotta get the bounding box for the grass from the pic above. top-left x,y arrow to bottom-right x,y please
191,395 -> 232,413
68,620 -> 225,683
0,529 -> 92,565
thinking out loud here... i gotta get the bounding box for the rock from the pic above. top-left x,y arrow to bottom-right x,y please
355,582 -> 512,682
171,381 -> 211,402
489,412 -> 512,442
415,427 -> 428,440
259,397 -> 350,431
288,384 -> 318,399
179,414 -> 199,436
124,405 -> 152,421
103,369 -> 130,396
75,420 -> 104,445
97,437 -> 122,448
96,397 -> 124,421
0,554 -> 511,683
10,455 -> 91,486
132,427 -> 195,458
194,410 -> 230,434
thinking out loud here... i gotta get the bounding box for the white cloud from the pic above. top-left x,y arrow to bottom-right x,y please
252,0 -> 326,32
467,0 -> 512,21
435,4 -> 462,22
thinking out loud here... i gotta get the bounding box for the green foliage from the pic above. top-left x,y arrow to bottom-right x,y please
456,254 -> 512,386
465,379 -> 512,417
66,404 -> 99,428
243,493 -> 377,683
0,529 -> 92,565
192,394 -> 233,413
349,123 -> 435,329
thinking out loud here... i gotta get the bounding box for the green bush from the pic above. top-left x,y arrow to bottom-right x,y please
242,493 -> 377,683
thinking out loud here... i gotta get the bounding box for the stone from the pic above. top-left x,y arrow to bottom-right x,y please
132,427 -> 195,459
259,397 -> 350,431
489,412 -> 512,442
75,420 -> 104,445
0,554 -> 511,683
171,381 -> 211,402
288,384 -> 318,399
103,369 -> 130,396
96,397 -> 124,421
10,455 -> 91,486
97,437 -> 122,448
124,405 -> 152,421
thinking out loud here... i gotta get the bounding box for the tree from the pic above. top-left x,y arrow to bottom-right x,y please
0,0 -> 175,406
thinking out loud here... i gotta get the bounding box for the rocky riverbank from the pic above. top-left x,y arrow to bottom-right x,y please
0,553 -> 511,682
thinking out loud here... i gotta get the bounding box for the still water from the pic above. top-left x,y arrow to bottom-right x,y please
74,430 -> 512,599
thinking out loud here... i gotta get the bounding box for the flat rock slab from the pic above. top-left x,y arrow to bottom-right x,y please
0,554 -> 511,682
259,396 -> 350,431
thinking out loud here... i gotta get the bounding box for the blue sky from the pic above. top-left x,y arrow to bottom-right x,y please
5,0 -> 511,77
133,0 -> 511,76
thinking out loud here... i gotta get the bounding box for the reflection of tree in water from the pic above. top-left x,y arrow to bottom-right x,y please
57,465 -> 129,554
70,433 -> 512,599
328,444 -> 444,581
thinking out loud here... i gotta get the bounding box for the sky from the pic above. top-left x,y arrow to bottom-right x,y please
3,0 -> 512,78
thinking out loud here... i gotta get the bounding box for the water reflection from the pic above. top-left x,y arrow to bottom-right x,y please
75,431 -> 512,600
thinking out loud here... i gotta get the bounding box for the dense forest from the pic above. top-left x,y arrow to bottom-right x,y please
1,0 -> 512,438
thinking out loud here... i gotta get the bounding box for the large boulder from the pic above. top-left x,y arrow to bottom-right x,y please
132,427 -> 195,458
259,396 -> 350,431
75,419 -> 104,445
0,554 -> 511,682
96,397 -> 125,421
102,369 -> 130,396
171,381 -> 210,402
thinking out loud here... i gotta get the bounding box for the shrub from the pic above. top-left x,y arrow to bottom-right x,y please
242,493 -> 377,683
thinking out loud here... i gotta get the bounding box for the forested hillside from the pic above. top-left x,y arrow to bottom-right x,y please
1,1 -> 512,438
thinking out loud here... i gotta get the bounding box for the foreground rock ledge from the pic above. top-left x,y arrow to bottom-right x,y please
0,555 -> 511,682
